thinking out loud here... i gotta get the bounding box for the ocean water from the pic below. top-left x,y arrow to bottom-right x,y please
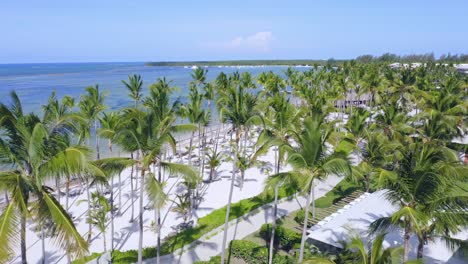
0,62 -> 298,156
0,62 -> 295,114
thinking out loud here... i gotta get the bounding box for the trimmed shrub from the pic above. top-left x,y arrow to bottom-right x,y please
230,240 -> 294,264
259,224 -> 301,251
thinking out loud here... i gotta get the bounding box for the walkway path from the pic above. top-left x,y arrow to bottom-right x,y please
142,174 -> 343,264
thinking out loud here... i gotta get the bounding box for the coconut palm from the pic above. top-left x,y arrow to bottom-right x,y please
0,91 -> 99,263
78,85 -> 106,242
92,157 -> 135,253
205,148 -> 224,182
346,233 -> 403,264
371,142 -> 468,261
145,172 -> 168,264
117,77 -> 198,264
87,192 -> 111,251
41,91 -> 77,204
99,111 -> 125,215
122,74 -> 143,109
79,85 -> 106,159
217,74 -> 258,264
282,116 -> 351,263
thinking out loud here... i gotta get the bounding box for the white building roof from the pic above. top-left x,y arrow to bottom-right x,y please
307,190 -> 468,263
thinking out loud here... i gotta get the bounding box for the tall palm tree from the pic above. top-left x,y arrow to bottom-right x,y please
0,91 -> 99,263
79,85 -> 106,241
371,142 -> 468,261
145,173 -> 168,264
122,74 -> 143,109
41,91 -> 77,204
92,157 -> 135,253
282,116 -> 351,263
217,74 -> 258,264
99,111 -> 126,216
117,78 -> 198,264
254,93 -> 301,264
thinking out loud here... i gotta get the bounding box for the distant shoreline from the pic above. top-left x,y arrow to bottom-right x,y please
145,60 -> 336,67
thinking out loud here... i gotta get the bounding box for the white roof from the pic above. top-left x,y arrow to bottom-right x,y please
307,190 -> 468,263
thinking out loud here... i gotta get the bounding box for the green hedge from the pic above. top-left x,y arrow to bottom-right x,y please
230,240 -> 295,264
194,256 -> 221,264
259,224 -> 301,250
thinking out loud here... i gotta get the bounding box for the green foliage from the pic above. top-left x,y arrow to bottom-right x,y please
259,224 -> 301,250
194,256 -> 221,264
315,178 -> 361,208
229,240 -> 295,264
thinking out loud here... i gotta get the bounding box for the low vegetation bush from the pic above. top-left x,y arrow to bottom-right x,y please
229,240 -> 295,264
259,224 -> 301,250
194,256 -> 221,264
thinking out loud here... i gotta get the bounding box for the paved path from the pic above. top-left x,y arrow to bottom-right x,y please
142,175 -> 342,264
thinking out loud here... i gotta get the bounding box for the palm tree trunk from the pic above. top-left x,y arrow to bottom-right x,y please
118,170 -> 122,215
21,213 -> 27,264
56,178 -> 60,203
403,219 -> 411,262
95,120 -> 101,160
417,234 -> 424,259
156,209 -> 161,264
110,174 -> 115,252
299,179 -> 314,263
268,185 -> 279,264
86,178 -> 92,242
103,231 -> 107,252
312,179 -> 316,219
130,153 -> 135,223
220,128 -> 240,264
66,175 -> 70,211
188,131 -> 195,165
41,225 -> 46,264
137,165 -> 145,264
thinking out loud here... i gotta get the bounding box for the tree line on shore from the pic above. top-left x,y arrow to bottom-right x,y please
0,61 -> 467,264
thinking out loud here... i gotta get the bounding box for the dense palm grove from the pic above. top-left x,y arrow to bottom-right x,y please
0,61 -> 467,264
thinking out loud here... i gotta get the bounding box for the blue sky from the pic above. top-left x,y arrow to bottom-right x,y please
0,0 -> 467,63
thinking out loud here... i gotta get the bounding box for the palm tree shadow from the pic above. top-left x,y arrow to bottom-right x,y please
34,251 -> 61,264
115,220 -> 139,250
181,240 -> 218,263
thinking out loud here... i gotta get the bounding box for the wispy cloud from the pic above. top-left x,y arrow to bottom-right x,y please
203,31 -> 273,52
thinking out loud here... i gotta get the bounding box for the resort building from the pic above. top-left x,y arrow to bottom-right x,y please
306,190 -> 468,264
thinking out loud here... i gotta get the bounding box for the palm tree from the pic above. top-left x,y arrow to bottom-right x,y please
87,192 -> 111,251
122,74 -> 143,109
92,157 -> 135,253
0,91 -> 98,263
41,91 -> 77,204
205,149 -> 224,182
117,77 -> 198,264
217,73 -> 258,264
371,142 -> 468,261
78,85 -> 106,242
79,85 -> 106,159
346,233 -> 403,264
145,172 -> 168,264
254,93 -> 301,264
282,116 -> 351,263
121,74 -> 143,220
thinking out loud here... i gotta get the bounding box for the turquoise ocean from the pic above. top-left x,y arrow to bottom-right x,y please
0,62 -> 297,156
0,62 -> 295,114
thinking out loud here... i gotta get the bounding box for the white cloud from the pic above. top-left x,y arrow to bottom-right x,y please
204,31 -> 273,52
